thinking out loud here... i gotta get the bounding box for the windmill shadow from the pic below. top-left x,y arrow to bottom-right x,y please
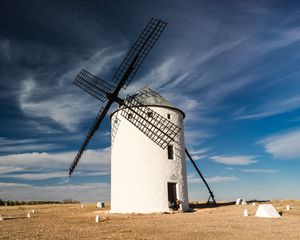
1,215 -> 28,220
189,201 -> 236,210
189,199 -> 271,210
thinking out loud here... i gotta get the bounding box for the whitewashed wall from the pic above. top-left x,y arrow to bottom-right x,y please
110,106 -> 189,213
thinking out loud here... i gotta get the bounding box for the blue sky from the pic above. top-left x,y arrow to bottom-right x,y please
0,0 -> 300,202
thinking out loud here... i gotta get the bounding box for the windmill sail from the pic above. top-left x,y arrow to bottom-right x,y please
69,106 -> 111,176
120,96 -> 181,149
69,18 -> 167,176
73,69 -> 117,102
111,18 -> 167,89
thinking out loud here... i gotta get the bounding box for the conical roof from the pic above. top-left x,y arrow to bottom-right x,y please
111,86 -> 185,118
133,86 -> 175,107
130,86 -> 185,117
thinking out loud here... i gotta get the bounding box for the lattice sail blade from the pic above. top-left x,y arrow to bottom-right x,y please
69,103 -> 110,176
69,19 -> 168,176
112,18 -> 167,89
120,97 -> 181,149
74,69 -> 117,102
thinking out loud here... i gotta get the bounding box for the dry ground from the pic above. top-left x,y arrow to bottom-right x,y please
1,200 -> 300,240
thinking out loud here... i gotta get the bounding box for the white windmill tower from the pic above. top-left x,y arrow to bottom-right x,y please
68,18 -> 216,213
110,86 -> 189,213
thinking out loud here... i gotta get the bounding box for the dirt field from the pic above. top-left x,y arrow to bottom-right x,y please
1,200 -> 300,240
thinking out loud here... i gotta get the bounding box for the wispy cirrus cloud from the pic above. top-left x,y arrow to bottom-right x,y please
121,21 -> 300,131
210,155 -> 258,165
144,17 -> 300,125
185,129 -> 215,146
0,138 -> 48,154
57,47 -> 126,86
268,26 -> 300,49
18,47 -> 125,133
127,57 -> 179,94
0,143 -> 61,153
0,148 -> 111,171
241,168 -> 277,173
258,128 -> 300,160
0,137 -> 36,145
1,170 -> 110,180
206,176 -> 240,184
0,182 -> 110,202
2,171 -> 68,180
0,166 -> 25,174
0,148 -> 110,185
124,36 -> 249,125
0,136 -> 76,154
235,96 -> 300,120
188,173 -> 239,184
19,79 -> 99,132
188,148 -> 209,160
28,120 -> 64,134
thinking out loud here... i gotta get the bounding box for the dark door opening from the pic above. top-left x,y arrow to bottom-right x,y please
167,182 -> 177,204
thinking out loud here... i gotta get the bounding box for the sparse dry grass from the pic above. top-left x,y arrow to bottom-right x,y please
1,200 -> 300,239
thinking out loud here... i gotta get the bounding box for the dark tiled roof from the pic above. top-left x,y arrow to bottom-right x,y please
132,86 -> 178,109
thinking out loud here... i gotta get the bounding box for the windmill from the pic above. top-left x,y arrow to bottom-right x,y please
68,18 -> 216,210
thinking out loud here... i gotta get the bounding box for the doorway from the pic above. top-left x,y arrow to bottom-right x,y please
167,182 -> 177,204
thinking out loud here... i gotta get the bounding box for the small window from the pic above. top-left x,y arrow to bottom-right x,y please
147,112 -> 153,118
167,113 -> 171,119
167,145 -> 174,160
128,113 -> 133,119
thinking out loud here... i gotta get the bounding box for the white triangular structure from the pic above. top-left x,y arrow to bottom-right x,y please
242,199 -> 247,205
236,198 -> 245,205
255,204 -> 281,218
96,202 -> 105,208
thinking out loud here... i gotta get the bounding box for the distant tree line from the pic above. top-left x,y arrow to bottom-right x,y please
0,198 -> 79,206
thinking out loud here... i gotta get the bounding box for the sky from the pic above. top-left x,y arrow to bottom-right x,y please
0,0 -> 300,203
